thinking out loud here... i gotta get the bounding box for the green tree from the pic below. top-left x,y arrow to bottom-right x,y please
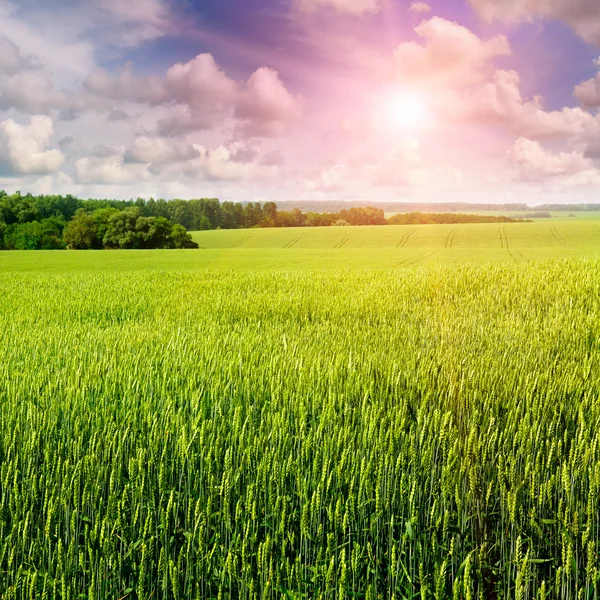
92,208 -> 119,248
103,208 -> 142,249
4,218 -> 65,250
171,224 -> 199,249
64,210 -> 97,249
136,217 -> 173,249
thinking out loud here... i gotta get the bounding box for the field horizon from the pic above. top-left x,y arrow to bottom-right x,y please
2,219 -> 599,272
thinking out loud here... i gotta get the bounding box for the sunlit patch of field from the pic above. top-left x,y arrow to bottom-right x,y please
1,221 -> 598,273
1,261 -> 600,597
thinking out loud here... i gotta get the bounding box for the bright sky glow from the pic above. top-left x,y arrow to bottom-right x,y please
0,0 -> 600,204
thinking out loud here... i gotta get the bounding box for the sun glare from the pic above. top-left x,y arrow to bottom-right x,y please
385,90 -> 428,130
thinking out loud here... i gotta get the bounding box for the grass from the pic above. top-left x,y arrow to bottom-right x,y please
1,221 -> 599,273
1,224 -> 600,598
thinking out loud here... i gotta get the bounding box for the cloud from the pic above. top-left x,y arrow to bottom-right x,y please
369,138 -> 464,187
261,150 -> 286,166
162,53 -> 238,130
58,135 -> 76,148
83,63 -> 168,105
391,20 -> 598,141
409,2 -> 431,15
0,70 -> 72,113
124,136 -> 202,164
296,0 -> 381,15
394,17 -> 510,89
107,109 -> 131,122
98,0 -> 171,46
468,0 -> 600,46
226,141 -> 262,164
75,152 -> 151,185
574,58 -> 600,108
85,54 -> 302,138
0,34 -> 30,74
451,69 -> 598,139
308,139 -> 463,193
510,137 -> 600,183
234,68 -> 303,138
0,115 -> 65,175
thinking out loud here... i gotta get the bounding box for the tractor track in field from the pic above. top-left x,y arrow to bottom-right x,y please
548,225 -> 569,247
232,236 -> 253,248
499,227 -> 513,258
396,249 -> 439,268
517,251 -> 528,261
396,229 -> 416,248
334,234 -> 355,249
445,229 -> 458,248
283,236 -> 303,249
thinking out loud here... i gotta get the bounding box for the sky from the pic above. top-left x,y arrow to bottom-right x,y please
1,0 -> 600,204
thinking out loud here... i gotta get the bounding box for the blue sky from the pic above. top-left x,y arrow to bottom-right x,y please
0,0 -> 600,204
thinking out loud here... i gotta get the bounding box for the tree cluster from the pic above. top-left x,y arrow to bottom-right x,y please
0,191 -> 531,250
63,208 -> 198,250
0,191 -> 197,250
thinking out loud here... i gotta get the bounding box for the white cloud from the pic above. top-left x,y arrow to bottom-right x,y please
85,55 -> 302,138
162,53 -> 238,131
394,17 -> 510,89
510,137 -> 600,183
124,136 -> 202,164
296,0 -> 380,15
308,138 -> 463,193
409,2 -> 431,15
0,70 -> 72,113
235,68 -> 303,137
75,152 -> 151,185
450,69 -> 598,139
468,0 -> 600,46
574,59 -> 600,108
0,2 -> 95,77
84,64 -> 168,105
0,115 -> 65,175
99,0 -> 170,44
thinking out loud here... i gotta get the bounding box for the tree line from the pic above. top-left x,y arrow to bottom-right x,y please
0,191 -> 529,250
0,192 -> 198,250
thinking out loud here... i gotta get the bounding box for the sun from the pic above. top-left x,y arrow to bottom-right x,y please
385,90 -> 428,130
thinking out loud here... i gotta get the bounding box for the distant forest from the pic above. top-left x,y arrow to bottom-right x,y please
0,191 -> 533,249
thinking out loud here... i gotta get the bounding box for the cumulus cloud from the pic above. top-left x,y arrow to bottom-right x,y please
0,116 -> 65,175
124,136 -> 202,164
296,0 -> 381,15
234,68 -> 303,137
394,17 -> 510,89
510,137 -> 600,183
468,0 -> 600,46
85,54 -> 302,138
452,69 -> 598,139
0,70 -> 73,113
409,2 -> 431,15
84,64 -> 168,105
574,59 -> 600,108
309,139 -> 463,193
391,19 -> 599,141
75,152 -> 151,185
